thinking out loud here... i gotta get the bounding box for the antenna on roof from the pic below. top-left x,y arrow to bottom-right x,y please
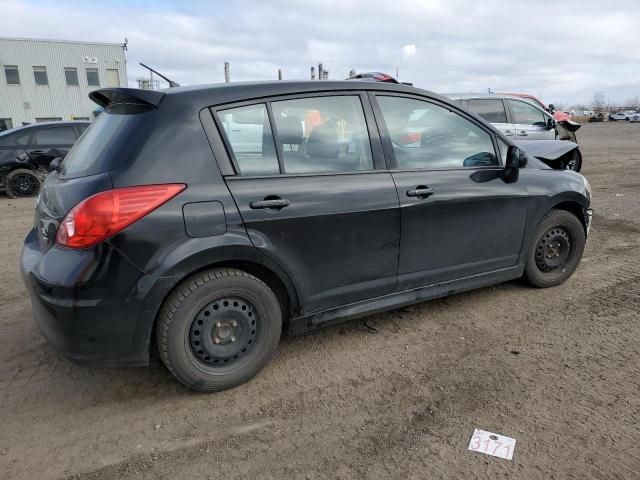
139,63 -> 180,88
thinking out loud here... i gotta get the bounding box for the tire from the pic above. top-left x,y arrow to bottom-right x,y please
565,149 -> 582,172
524,209 -> 586,288
6,168 -> 42,198
156,268 -> 282,392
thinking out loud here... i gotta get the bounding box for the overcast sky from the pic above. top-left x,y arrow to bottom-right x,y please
3,0 -> 640,106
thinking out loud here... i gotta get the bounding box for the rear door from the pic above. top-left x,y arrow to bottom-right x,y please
466,98 -> 516,139
507,99 -> 555,140
27,125 -> 78,169
371,93 -> 528,290
215,93 -> 401,315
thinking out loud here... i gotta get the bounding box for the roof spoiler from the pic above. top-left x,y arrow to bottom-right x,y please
89,88 -> 165,108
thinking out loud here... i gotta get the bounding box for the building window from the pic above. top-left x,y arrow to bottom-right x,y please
86,68 -> 100,86
105,68 -> 120,87
72,116 -> 90,121
65,67 -> 79,86
35,117 -> 62,122
33,66 -> 48,86
0,119 -> 13,132
4,66 -> 20,85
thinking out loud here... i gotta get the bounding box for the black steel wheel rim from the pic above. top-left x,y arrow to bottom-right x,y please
10,172 -> 39,197
189,296 -> 259,366
535,227 -> 573,272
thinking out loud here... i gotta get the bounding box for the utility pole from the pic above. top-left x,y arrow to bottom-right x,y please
224,62 -> 230,83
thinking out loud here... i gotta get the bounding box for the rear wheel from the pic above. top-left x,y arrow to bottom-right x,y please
6,169 -> 42,198
156,268 -> 282,392
524,210 -> 586,288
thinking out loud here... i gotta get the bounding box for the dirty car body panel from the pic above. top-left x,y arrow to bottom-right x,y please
21,81 -> 591,367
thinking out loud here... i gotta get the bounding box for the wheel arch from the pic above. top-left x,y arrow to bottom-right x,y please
136,245 -> 302,362
550,199 -> 589,233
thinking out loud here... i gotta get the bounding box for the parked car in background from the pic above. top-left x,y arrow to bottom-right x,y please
446,93 -> 556,140
609,111 -> 636,121
445,93 -> 582,171
21,81 -> 592,392
0,121 -> 89,197
629,112 -> 640,123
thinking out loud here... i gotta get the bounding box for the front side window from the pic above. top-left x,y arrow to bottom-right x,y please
34,127 -> 77,145
376,96 -> 499,169
33,66 -> 48,86
0,128 -> 29,146
65,67 -> 79,86
218,104 -> 279,176
86,68 -> 100,86
4,66 -> 20,85
467,99 -> 508,123
271,95 -> 373,174
508,99 -> 546,126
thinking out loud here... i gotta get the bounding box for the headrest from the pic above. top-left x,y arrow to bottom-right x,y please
306,122 -> 339,159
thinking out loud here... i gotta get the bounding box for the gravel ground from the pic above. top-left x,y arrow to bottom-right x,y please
1,122 -> 639,480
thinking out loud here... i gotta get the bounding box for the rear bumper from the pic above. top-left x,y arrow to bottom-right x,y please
20,229 -> 171,367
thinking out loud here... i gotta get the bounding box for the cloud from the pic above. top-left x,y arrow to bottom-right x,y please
402,44 -> 416,58
2,0 -> 640,105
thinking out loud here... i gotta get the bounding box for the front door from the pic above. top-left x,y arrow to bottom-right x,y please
508,99 -> 555,141
372,94 -> 529,291
217,95 -> 400,315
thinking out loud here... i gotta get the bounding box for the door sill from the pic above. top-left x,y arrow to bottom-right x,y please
287,265 -> 524,336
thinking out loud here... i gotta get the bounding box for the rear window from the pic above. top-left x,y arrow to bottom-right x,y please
60,111 -> 143,178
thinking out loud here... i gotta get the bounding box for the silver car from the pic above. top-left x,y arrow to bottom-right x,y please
445,93 -> 556,141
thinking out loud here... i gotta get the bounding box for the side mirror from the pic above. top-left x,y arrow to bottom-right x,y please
506,146 -> 527,169
50,157 -> 63,172
546,117 -> 555,130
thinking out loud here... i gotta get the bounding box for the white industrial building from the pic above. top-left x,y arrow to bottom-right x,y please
0,37 -> 128,131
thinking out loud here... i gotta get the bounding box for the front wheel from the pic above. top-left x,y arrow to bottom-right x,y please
524,210 -> 586,288
6,168 -> 42,198
565,149 -> 582,172
156,268 -> 282,392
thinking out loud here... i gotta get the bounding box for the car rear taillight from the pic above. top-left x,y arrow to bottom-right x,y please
56,184 -> 186,249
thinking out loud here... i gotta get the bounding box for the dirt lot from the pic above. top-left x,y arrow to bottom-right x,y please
1,122 -> 639,479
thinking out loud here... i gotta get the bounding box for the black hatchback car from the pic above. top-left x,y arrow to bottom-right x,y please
0,121 -> 89,197
21,81 -> 592,392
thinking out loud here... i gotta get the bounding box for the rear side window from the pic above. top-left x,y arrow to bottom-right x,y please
376,95 -> 499,169
467,99 -> 507,123
218,104 -> 279,176
508,99 -> 546,126
34,127 -> 76,145
271,95 -> 373,174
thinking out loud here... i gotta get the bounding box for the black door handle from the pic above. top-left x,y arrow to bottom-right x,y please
406,186 -> 434,198
29,150 -> 45,155
250,198 -> 290,210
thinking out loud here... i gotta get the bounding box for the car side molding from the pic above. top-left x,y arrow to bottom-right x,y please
288,265 -> 524,336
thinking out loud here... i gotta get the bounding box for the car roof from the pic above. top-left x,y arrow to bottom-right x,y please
93,81 -> 451,110
444,92 -> 534,102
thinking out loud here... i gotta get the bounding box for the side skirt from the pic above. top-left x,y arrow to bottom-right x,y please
287,265 -> 524,336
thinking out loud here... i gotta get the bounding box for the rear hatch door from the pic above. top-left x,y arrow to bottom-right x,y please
34,88 -> 164,253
